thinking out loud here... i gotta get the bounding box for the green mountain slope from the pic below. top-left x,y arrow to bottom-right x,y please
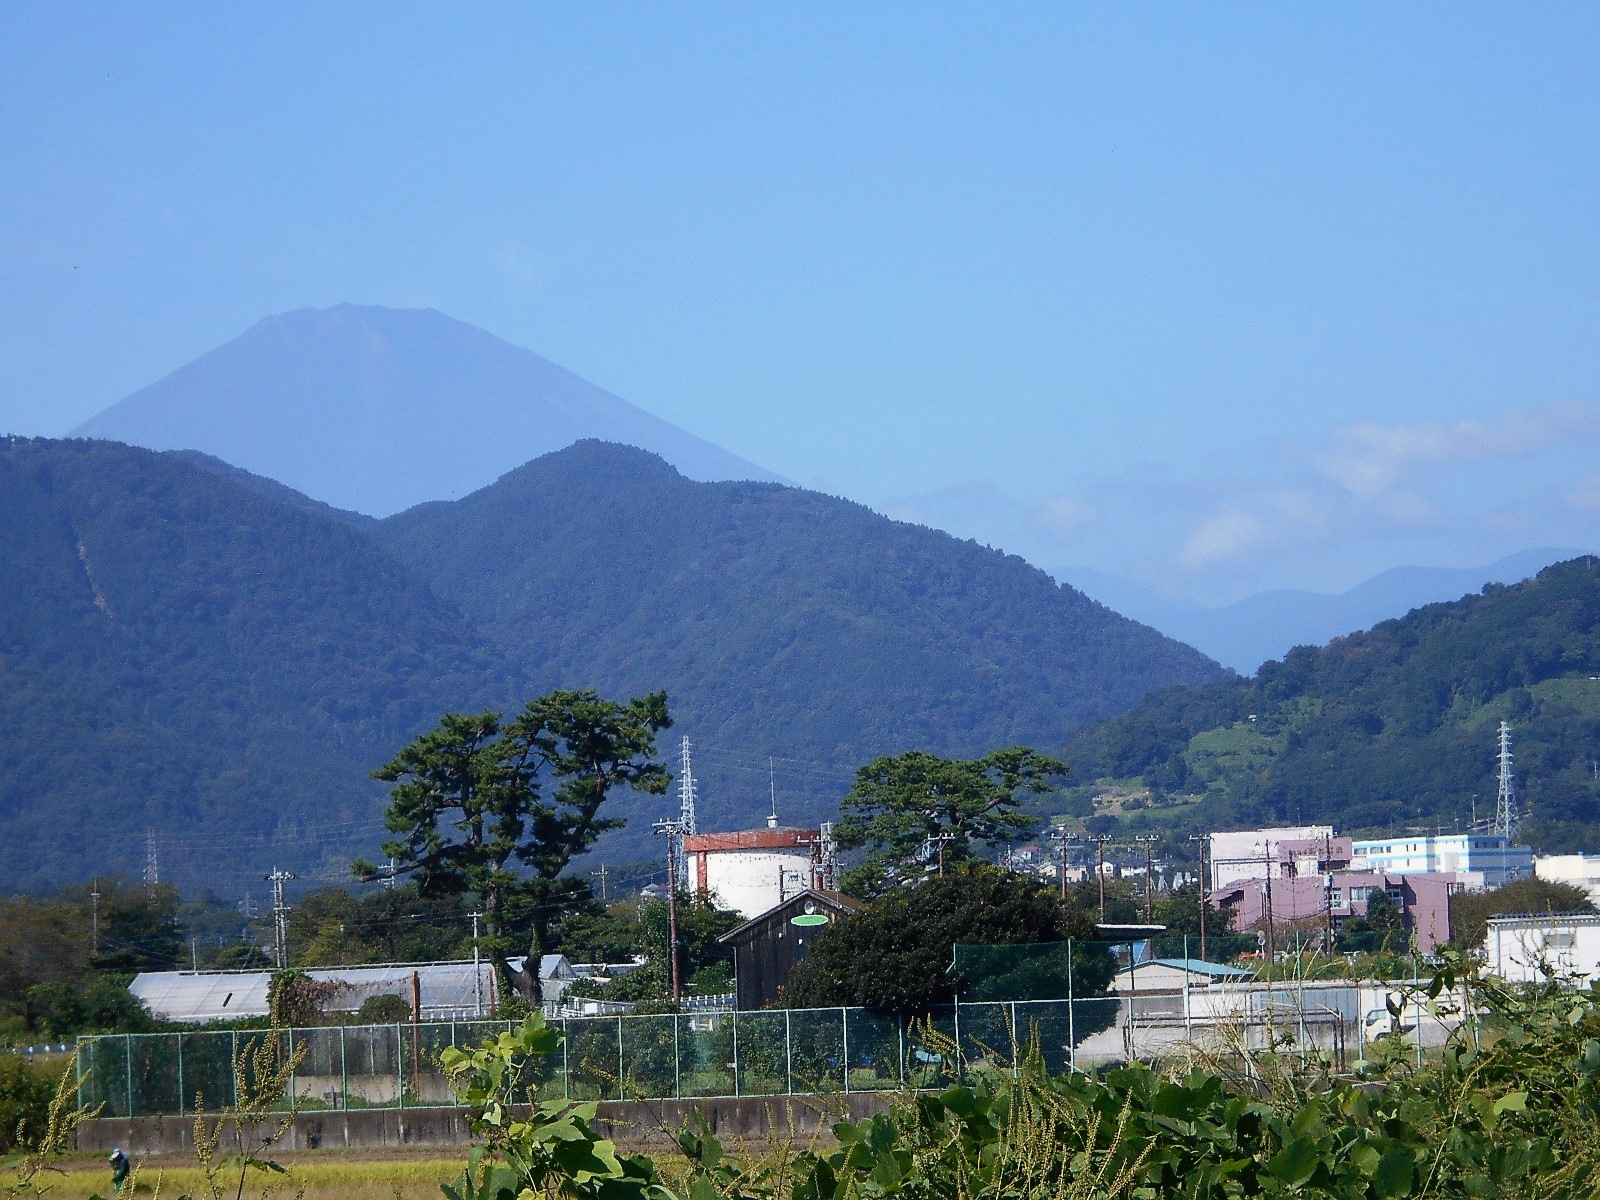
1062,557 -> 1600,850
0,438 -> 513,892
377,440 -> 1224,856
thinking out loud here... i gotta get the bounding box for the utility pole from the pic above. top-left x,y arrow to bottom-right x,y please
1089,835 -> 1113,920
1188,834 -> 1209,961
590,864 -> 610,901
1260,844 -> 1275,964
1049,828 -> 1079,901
90,879 -> 101,956
468,911 -> 484,1017
1135,835 -> 1158,923
652,818 -> 686,1002
1323,832 -> 1336,955
265,868 -> 296,970
926,831 -> 957,876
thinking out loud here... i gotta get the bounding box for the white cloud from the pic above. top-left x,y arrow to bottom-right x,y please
1179,507 -> 1272,569
1030,494 -> 1101,539
1316,401 -> 1600,499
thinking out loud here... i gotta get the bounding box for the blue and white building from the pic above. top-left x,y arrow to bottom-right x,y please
1350,833 -> 1531,889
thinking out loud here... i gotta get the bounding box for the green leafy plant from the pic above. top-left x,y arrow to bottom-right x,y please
0,1049 -> 104,1198
440,1014 -> 673,1200
185,1026 -> 308,1200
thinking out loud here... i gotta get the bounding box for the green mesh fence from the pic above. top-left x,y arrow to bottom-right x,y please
72,934 -> 1290,1120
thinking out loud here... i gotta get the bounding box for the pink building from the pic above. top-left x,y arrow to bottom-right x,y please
1213,870 -> 1456,953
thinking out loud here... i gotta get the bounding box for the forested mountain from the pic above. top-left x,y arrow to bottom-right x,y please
69,304 -> 781,517
0,437 -> 1220,891
0,438 -> 514,893
377,441 -> 1223,857
1062,557 -> 1600,851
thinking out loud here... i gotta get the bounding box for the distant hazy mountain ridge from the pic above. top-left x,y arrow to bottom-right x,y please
1060,549 -> 1578,673
70,305 -> 782,517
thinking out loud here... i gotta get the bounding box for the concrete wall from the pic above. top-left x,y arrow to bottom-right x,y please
79,1092 -> 896,1158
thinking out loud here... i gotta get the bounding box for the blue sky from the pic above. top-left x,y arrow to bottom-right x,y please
3,4 -> 1597,603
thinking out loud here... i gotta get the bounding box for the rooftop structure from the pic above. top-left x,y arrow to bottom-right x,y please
684,825 -> 836,918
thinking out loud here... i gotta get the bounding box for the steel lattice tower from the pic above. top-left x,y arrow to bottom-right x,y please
674,737 -> 698,887
1493,720 -> 1519,841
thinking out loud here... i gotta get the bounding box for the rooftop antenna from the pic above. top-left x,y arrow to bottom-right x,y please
768,757 -> 778,828
1493,720 -> 1520,841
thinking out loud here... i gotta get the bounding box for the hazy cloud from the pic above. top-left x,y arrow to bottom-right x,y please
1030,494 -> 1101,539
1316,402 -> 1600,499
1179,507 -> 1272,568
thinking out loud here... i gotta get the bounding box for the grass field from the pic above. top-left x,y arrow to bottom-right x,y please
8,1154 -> 465,1200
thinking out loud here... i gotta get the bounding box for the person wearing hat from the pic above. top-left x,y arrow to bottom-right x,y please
109,1148 -> 130,1193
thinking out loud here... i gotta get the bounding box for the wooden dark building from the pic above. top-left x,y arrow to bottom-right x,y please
717,888 -> 860,1010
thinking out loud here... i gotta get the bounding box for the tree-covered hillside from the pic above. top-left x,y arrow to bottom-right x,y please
377,440 -> 1223,854
1062,557 -> 1600,851
0,437 -> 1221,891
0,438 -> 514,892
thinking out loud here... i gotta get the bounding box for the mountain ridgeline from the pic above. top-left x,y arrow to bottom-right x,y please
375,440 -> 1223,858
0,436 -> 1220,891
1062,557 -> 1600,850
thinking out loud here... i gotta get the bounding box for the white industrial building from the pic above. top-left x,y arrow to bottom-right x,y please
1483,912 -> 1600,985
683,824 -> 835,919
1351,833 -> 1531,889
1208,826 -> 1334,892
1534,853 -> 1600,907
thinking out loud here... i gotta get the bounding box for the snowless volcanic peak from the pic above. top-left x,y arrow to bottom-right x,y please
73,304 -> 779,516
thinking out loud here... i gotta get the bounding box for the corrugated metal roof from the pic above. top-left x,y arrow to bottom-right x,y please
130,961 -> 497,1023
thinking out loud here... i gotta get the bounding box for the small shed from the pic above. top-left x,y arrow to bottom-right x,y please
1111,957 -> 1252,993
718,889 -> 860,1011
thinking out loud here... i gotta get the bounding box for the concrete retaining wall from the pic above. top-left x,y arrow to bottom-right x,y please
79,1092 -> 895,1157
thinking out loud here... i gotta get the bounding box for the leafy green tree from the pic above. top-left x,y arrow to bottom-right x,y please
565,896 -> 742,1004
85,878 -> 182,972
783,865 -> 1110,1014
1447,876 -> 1595,950
212,943 -> 273,970
357,689 -> 671,987
835,748 -> 1066,896
1337,888 -> 1406,955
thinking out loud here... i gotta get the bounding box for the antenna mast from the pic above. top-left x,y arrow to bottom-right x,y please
1493,720 -> 1519,841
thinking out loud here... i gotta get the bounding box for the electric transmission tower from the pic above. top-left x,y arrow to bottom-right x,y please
674,737 -> 698,888
1493,720 -> 1520,841
143,829 -> 160,890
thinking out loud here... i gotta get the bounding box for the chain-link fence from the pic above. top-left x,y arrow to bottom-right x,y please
80,933 -> 1401,1119
77,997 -> 1142,1119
